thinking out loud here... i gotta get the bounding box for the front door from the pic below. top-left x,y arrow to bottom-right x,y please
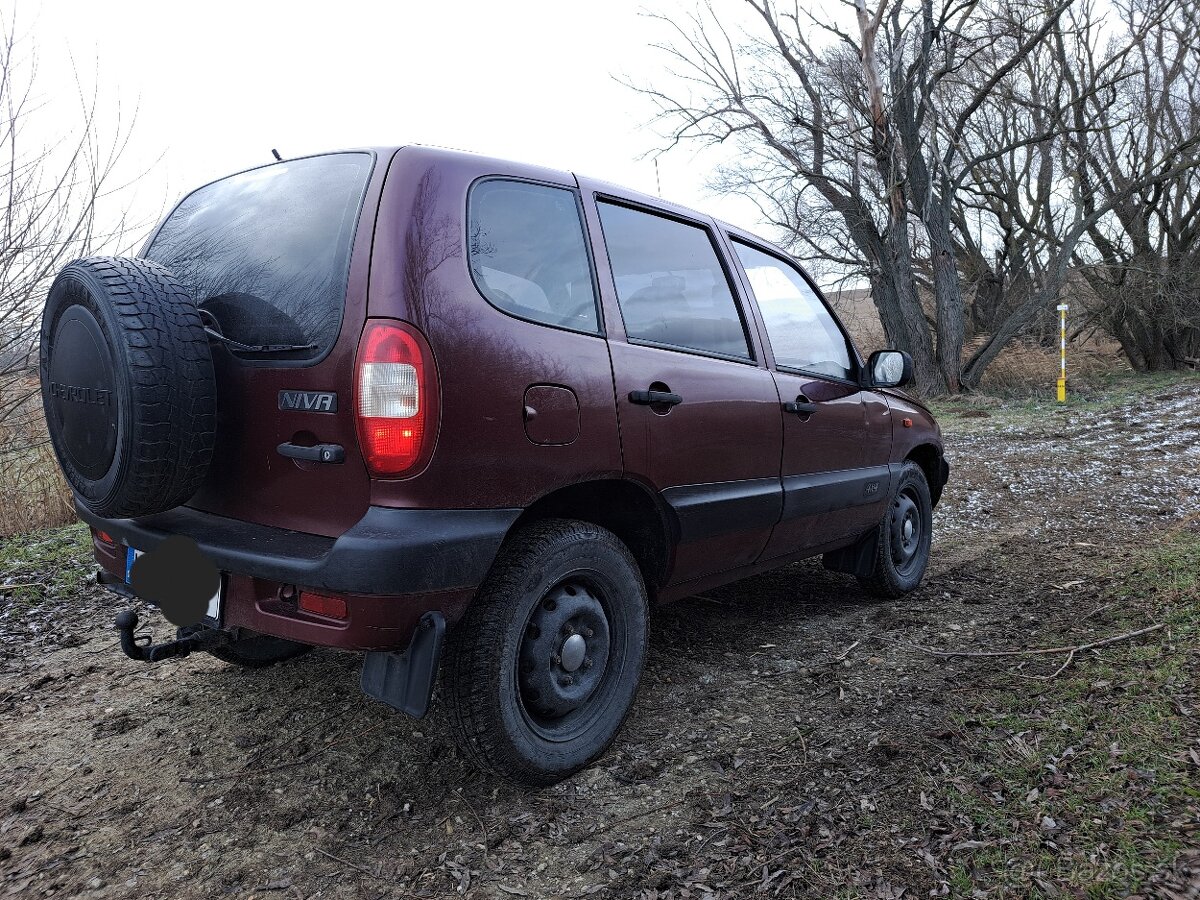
727,239 -> 889,559
587,198 -> 783,583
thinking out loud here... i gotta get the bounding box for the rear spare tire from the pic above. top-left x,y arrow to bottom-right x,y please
39,257 -> 216,518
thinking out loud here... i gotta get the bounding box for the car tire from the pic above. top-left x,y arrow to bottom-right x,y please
39,256 -> 216,518
179,626 -> 312,669
443,519 -> 649,786
858,461 -> 933,599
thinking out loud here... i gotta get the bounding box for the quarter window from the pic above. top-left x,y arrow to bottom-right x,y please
468,180 -> 599,334
596,202 -> 751,359
732,241 -> 854,380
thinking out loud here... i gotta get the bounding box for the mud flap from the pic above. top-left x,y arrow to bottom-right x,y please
822,529 -> 881,578
360,612 -> 446,719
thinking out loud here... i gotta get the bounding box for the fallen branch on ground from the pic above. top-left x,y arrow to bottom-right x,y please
312,848 -> 424,898
180,721 -> 386,784
905,624 -> 1164,680
834,640 -> 861,662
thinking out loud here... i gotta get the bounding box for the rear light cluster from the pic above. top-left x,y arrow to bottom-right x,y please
355,320 -> 438,477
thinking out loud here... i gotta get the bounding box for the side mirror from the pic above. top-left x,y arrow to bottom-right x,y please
866,350 -> 913,388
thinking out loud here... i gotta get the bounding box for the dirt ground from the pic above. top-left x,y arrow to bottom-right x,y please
2,376 -> 1198,899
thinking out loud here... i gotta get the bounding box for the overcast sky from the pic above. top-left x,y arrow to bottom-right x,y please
23,0 -> 767,248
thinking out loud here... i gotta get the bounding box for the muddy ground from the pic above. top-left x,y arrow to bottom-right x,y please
2,377 -> 1198,899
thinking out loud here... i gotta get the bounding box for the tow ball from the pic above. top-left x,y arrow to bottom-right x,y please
114,610 -> 230,662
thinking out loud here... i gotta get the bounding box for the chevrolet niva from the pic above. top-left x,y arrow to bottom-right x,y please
39,146 -> 947,784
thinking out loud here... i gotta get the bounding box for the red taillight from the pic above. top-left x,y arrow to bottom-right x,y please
298,591 -> 348,620
355,320 -> 437,477
95,530 -> 115,546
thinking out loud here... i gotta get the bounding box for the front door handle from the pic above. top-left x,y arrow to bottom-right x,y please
783,400 -> 818,416
629,389 -> 683,406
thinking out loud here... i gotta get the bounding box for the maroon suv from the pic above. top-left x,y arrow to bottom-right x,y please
39,146 -> 947,784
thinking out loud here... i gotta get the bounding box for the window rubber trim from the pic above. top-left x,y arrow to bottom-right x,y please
140,149 -> 378,370
465,175 -> 606,339
727,234 -> 865,380
591,193 -> 760,364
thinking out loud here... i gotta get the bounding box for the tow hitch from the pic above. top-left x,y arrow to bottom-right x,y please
114,610 -> 230,662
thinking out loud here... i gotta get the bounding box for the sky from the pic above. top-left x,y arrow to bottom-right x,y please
19,0 -> 768,250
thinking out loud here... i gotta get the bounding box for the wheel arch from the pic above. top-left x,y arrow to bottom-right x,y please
507,478 -> 673,597
905,443 -> 947,506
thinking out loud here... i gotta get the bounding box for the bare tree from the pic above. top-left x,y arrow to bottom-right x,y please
0,9 -> 139,413
0,9 -> 139,526
633,0 -> 1200,394
950,0 -> 1200,382
1067,0 -> 1200,370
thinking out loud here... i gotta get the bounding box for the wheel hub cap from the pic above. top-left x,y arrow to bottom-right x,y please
559,633 -> 587,672
519,582 -> 610,720
890,491 -> 922,571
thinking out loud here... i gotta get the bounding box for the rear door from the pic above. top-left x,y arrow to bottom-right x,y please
727,239 -> 888,558
581,194 -> 783,583
143,152 -> 385,538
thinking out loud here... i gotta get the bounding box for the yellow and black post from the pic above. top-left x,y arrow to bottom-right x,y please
1056,303 -> 1069,402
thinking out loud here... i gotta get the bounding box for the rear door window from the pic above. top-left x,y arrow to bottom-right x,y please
468,180 -> 599,334
146,152 -> 373,362
595,202 -> 751,360
732,241 -> 854,380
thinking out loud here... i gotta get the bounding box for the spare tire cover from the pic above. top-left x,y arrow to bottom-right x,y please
40,256 -> 217,519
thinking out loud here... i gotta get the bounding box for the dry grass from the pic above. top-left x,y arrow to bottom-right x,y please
828,292 -> 1130,397
0,443 -> 74,537
973,335 -> 1129,397
0,384 -> 74,538
829,287 -> 888,355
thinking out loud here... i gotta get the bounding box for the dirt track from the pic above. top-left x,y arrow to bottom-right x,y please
2,378 -> 1198,899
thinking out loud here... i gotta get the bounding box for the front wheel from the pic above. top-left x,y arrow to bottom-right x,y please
858,461 -> 933,599
443,519 -> 648,785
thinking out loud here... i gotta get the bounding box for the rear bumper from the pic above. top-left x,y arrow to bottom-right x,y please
76,499 -> 519,594
78,499 -> 520,651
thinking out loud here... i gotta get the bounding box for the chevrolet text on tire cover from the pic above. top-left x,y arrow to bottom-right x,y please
48,146 -> 950,785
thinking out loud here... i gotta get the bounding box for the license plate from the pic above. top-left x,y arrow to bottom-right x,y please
125,547 -> 223,623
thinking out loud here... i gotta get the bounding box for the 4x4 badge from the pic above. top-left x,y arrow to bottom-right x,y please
278,390 -> 337,413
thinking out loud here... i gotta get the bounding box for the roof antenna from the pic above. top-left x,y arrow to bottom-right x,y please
654,156 -> 662,197
271,148 -> 283,162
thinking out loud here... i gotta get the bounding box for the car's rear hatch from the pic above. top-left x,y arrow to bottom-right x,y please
143,151 -> 386,538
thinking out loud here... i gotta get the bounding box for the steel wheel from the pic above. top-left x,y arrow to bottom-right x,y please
517,577 -> 615,741
889,487 -> 924,577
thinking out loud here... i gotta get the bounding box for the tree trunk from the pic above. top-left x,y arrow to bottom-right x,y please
926,198 -> 965,393
866,206 -> 945,394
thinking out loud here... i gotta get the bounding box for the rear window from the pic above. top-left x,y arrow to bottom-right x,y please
146,152 -> 373,361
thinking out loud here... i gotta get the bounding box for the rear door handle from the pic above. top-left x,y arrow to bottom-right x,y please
277,442 -> 345,464
629,390 -> 683,406
783,400 -> 818,416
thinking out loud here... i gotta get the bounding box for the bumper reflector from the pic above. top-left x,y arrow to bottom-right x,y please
299,591 -> 348,620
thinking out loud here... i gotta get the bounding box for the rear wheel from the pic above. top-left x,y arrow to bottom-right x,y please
858,461 -> 933,599
443,519 -> 648,785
